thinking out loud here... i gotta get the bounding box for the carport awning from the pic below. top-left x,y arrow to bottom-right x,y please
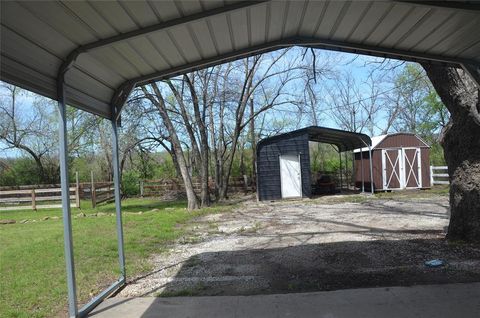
260,126 -> 372,152
1,1 -> 480,120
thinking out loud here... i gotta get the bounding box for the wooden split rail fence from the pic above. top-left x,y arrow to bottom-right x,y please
0,172 -> 115,211
0,187 -> 78,211
140,176 -> 255,198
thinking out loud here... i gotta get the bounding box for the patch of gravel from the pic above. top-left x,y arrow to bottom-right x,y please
119,194 -> 480,297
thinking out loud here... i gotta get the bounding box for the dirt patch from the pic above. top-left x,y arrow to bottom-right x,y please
119,193 -> 480,297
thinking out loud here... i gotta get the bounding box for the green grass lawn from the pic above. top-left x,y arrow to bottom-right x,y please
0,198 -> 233,318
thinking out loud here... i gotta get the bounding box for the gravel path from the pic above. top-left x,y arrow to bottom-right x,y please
119,194 -> 480,297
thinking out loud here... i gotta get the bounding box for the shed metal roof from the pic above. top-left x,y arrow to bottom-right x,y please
353,132 -> 430,152
1,1 -> 480,119
257,126 -> 372,152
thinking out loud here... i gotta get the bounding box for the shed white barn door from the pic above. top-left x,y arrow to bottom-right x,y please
280,155 -> 302,198
403,148 -> 422,188
382,149 -> 403,190
382,148 -> 422,190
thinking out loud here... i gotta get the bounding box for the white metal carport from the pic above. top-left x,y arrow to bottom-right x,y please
1,1 -> 480,317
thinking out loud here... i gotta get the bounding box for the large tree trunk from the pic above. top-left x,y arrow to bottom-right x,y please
422,63 -> 480,242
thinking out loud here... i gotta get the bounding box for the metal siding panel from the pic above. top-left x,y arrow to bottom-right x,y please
257,142 -> 281,200
90,46 -> 142,79
443,20 -> 480,56
315,1 -> 345,38
169,25 -> 203,62
3,1 -> 77,57
426,14 -> 480,55
0,54 -> 57,101
249,2 -> 268,45
411,12 -> 471,51
282,1 -> 306,38
461,41 -> 480,59
230,9 -> 249,50
148,1 -> 182,22
119,1 -> 160,27
257,132 -> 311,200
21,1 -> 98,45
111,42 -> 155,75
266,1 -> 287,41
1,27 -> 61,78
125,37 -> 170,74
64,68 -> 113,104
363,3 -> 412,46
398,10 -> 454,50
380,7 -> 431,48
177,0 -> 203,16
88,1 -> 138,34
60,1 -> 118,38
298,1 -> 328,37
76,54 -> 126,87
190,20 -> 219,57
65,85 -> 111,119
201,0 -> 226,11
332,1 -> 370,41
144,31 -> 185,67
209,14 -> 234,54
348,2 -> 393,43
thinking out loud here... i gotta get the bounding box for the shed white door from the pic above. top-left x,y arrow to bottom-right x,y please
280,155 -> 302,198
403,148 -> 422,188
382,148 -> 422,190
382,149 -> 403,190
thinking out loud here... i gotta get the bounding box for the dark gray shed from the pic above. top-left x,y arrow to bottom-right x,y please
256,126 -> 371,201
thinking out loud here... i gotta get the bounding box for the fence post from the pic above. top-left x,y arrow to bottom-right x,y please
243,175 -> 249,193
75,171 -> 80,209
31,189 -> 36,211
430,166 -> 434,186
91,171 -> 96,209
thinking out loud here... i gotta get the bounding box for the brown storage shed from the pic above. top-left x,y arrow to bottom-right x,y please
354,133 -> 431,191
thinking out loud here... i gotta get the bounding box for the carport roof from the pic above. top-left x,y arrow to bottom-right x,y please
1,1 -> 480,120
258,126 -> 372,152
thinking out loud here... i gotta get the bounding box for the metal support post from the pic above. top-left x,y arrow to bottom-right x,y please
351,152 -> 355,190
58,86 -> 78,318
360,150 -> 365,193
368,146 -> 374,194
111,117 -> 126,278
344,152 -> 349,189
338,149 -> 343,191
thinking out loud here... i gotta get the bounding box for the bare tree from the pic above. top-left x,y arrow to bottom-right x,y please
0,84 -> 57,183
140,83 -> 199,210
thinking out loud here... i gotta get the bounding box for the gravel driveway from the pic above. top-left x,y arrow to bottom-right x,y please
119,193 -> 480,297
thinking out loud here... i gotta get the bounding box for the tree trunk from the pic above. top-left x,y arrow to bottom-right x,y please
142,85 -> 199,210
250,98 -> 257,188
422,63 -> 480,242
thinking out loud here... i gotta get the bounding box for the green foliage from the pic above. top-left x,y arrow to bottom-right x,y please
122,170 -> 140,196
152,154 -> 177,179
430,142 -> 446,166
0,158 -> 42,186
309,143 -> 341,174
394,63 -> 449,140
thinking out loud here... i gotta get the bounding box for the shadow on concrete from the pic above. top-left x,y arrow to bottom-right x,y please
150,238 -> 480,298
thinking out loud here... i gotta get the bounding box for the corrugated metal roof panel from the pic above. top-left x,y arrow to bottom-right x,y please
259,126 -> 372,152
1,0 -> 479,119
